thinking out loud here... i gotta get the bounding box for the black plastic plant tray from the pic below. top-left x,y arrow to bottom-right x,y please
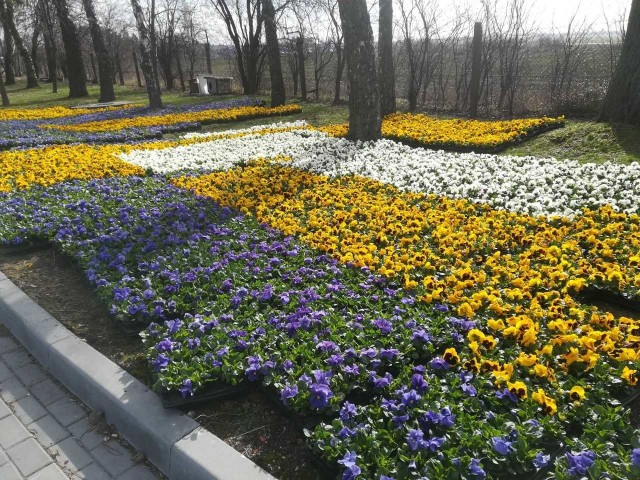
577,286 -> 640,314
0,240 -> 50,256
114,320 -> 150,337
160,381 -> 250,409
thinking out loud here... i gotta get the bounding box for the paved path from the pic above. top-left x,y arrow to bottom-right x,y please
0,329 -> 162,480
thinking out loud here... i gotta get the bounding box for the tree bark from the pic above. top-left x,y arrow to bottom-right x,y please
82,0 -> 115,102
204,30 -> 212,74
131,0 -> 163,108
31,24 -> 40,78
158,37 -> 175,90
2,23 -> 14,84
296,36 -> 307,101
116,55 -> 124,86
175,43 -> 185,91
132,45 -> 142,87
262,0 -> 285,106
52,0 -> 87,97
599,0 -> 640,124
0,0 -> 38,88
42,30 -> 57,92
333,44 -> 344,104
378,0 -> 395,116
0,67 -> 9,104
469,22 -> 483,118
89,51 -> 98,84
338,0 -> 381,140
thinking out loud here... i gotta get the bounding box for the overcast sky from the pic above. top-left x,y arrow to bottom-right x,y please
463,0 -> 630,31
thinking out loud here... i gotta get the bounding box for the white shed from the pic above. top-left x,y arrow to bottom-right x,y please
191,75 -> 233,95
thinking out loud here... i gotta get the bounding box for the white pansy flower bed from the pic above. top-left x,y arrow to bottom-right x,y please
180,120 -> 311,139
120,125 -> 640,217
119,129 -> 324,174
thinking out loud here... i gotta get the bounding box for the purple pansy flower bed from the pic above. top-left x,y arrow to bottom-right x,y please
0,176 -> 638,479
0,97 -> 262,149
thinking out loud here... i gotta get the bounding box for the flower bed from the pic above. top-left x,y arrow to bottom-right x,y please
0,144 -> 144,192
0,118 -> 638,479
46,104 -> 303,133
0,122 -> 313,192
320,114 -> 565,152
121,127 -> 640,217
0,104 -> 140,121
0,98 -> 284,150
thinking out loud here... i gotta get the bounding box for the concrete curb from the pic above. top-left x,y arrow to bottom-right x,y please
0,273 -> 276,480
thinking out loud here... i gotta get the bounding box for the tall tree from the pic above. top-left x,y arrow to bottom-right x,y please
132,41 -> 142,87
37,0 -> 57,92
599,0 -> 640,124
296,35 -> 307,100
204,30 -> 212,74
0,65 -> 9,105
131,0 -> 163,108
211,0 -> 264,94
262,0 -> 285,106
378,0 -> 395,116
0,0 -> 38,88
156,0 -> 180,91
2,23 -> 15,84
338,0 -> 381,140
469,22 -> 482,118
324,0 -> 344,104
52,0 -> 87,97
82,0 -> 115,102
30,21 -> 40,77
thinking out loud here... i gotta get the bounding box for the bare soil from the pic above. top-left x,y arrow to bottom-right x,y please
0,246 -> 326,480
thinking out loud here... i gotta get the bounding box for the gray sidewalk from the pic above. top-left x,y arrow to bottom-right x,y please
0,328 -> 162,480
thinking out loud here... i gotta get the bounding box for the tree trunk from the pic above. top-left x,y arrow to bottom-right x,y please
204,30 -> 212,74
0,0 -> 38,88
599,0 -> 640,124
31,24 -> 40,77
0,67 -> 9,105
296,36 -> 307,101
53,0 -> 87,97
89,51 -> 98,84
333,44 -> 344,104
469,22 -> 483,118
43,31 -> 57,92
116,55 -> 124,86
132,44 -> 142,87
82,0 -> 115,102
338,0 -> 381,140
262,0 -> 285,107
131,0 -> 162,108
149,0 -> 162,96
175,44 -> 185,92
158,38 -> 174,90
378,0 -> 395,117
3,23 -> 14,85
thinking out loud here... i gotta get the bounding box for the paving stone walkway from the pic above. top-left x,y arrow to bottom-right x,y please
0,328 -> 163,480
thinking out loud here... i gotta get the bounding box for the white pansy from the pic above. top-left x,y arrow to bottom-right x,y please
119,125 -> 640,218
180,120 -> 311,139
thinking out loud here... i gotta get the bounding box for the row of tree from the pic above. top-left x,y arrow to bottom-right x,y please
0,0 -> 638,129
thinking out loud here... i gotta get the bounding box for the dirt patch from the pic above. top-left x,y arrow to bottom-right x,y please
0,247 -> 326,480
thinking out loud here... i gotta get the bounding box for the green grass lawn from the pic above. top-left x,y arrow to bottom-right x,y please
2,79 -> 244,108
502,120 -> 640,164
2,80 -> 638,164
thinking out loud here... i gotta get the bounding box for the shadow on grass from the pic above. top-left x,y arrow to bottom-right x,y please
610,122 -> 640,160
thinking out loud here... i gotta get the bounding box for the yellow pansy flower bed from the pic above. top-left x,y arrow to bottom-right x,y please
319,113 -> 565,151
0,104 -> 140,121
173,160 -> 640,402
0,144 -> 144,192
0,123 -> 314,192
45,104 -> 302,133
